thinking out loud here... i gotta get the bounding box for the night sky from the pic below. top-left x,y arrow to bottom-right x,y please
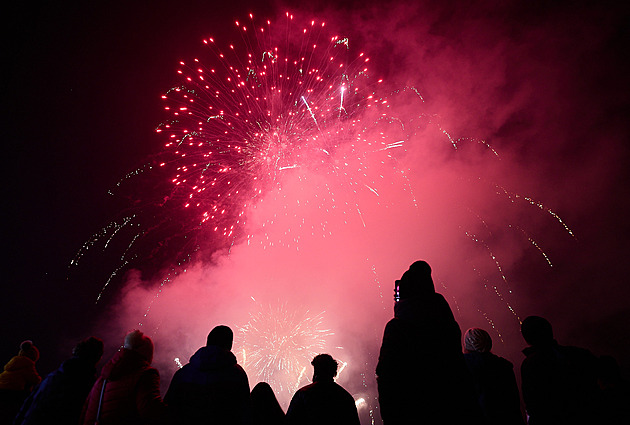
3,0 -> 630,408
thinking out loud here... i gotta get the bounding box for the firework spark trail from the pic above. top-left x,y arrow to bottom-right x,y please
495,184 -> 577,239
509,224 -> 554,267
69,216 -> 134,268
478,309 -> 505,343
464,230 -> 511,289
470,264 -> 520,322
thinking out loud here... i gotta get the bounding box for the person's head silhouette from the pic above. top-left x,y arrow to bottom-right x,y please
207,325 -> 233,350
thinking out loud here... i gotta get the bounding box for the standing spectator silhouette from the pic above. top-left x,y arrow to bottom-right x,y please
15,336 -> 104,425
165,325 -> 252,425
251,382 -> 287,425
463,327 -> 525,425
286,354 -> 360,425
596,355 -> 630,425
80,330 -> 166,425
520,315 -> 598,425
376,260 -> 481,425
0,340 -> 41,425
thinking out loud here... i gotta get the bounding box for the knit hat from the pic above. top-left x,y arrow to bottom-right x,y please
19,340 -> 39,362
464,328 -> 493,353
124,330 -> 154,363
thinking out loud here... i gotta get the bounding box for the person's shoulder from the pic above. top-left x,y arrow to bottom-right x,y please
488,352 -> 514,369
560,344 -> 594,357
334,382 -> 354,397
383,316 -> 405,331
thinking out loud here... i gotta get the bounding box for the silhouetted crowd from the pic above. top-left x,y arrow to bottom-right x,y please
1,260 -> 628,424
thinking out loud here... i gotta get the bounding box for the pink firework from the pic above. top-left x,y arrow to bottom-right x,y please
156,12 -> 385,246
235,302 -> 334,404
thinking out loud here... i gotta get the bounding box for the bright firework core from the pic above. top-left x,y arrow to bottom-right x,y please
235,301 -> 335,406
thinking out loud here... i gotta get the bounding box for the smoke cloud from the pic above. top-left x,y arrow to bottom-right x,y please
91,0 -> 629,415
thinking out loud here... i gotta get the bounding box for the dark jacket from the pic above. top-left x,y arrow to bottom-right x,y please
80,349 -> 165,425
521,342 -> 598,425
14,356 -> 98,425
376,293 -> 482,425
0,356 -> 40,392
464,351 -> 525,425
286,379 -> 360,425
164,345 -> 251,425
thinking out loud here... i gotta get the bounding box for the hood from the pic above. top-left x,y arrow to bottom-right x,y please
394,292 -> 456,324
3,355 -> 35,372
101,349 -> 150,381
189,345 -> 237,372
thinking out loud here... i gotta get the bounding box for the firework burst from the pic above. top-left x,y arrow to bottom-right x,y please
156,12 -> 386,246
236,301 -> 335,402
69,12 -> 577,337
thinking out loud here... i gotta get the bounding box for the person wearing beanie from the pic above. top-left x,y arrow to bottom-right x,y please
165,325 -> 252,425
80,330 -> 166,425
520,316 -> 599,425
286,354 -> 360,425
376,261 -> 482,425
463,328 -> 525,425
14,336 -> 104,425
0,341 -> 41,424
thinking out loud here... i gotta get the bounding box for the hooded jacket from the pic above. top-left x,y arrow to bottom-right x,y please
464,351 -> 525,425
80,349 -> 165,425
376,293 -> 481,425
0,356 -> 41,391
14,356 -> 98,425
521,341 -> 598,425
165,344 -> 251,425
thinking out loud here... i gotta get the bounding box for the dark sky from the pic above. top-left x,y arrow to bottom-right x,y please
3,0 -> 630,393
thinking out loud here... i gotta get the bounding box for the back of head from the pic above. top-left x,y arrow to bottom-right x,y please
19,340 -> 40,362
72,336 -> 104,365
251,382 -> 284,419
396,260 -> 435,300
521,316 -> 554,347
124,330 -> 154,363
251,382 -> 279,407
464,328 -> 493,353
311,353 -> 338,381
597,355 -> 621,386
207,325 -> 233,350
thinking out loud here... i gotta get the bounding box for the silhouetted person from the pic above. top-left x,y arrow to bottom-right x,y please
80,330 -> 166,425
165,325 -> 252,425
520,315 -> 598,425
0,341 -> 41,425
463,327 -> 525,425
376,260 -> 482,425
286,354 -> 360,425
14,336 -> 104,425
596,355 -> 630,425
251,382 -> 287,425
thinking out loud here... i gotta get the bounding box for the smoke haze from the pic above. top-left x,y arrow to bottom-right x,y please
3,0 -> 627,421
86,2 -> 629,415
